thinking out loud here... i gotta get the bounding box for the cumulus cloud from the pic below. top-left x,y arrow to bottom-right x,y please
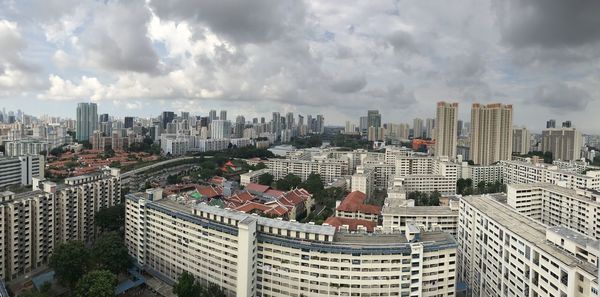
529,83 -> 593,112
148,0 -> 306,44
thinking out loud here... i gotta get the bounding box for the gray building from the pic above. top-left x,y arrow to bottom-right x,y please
76,102 -> 98,141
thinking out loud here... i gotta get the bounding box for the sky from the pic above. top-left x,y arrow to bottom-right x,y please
0,0 -> 599,133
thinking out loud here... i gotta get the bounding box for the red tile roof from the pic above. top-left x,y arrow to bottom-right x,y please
227,191 -> 255,204
264,189 -> 285,198
324,217 -> 378,232
336,191 -> 381,215
245,183 -> 271,193
196,186 -> 223,198
279,188 -> 311,208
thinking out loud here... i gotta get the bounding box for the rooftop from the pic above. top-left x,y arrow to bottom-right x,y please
463,195 -> 598,276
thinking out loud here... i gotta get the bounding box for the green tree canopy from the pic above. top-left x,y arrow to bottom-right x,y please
258,173 -> 274,186
275,174 -> 302,191
91,233 -> 131,274
300,173 -> 324,194
173,272 -> 202,297
49,241 -> 90,288
75,270 -> 117,297
95,204 -> 125,232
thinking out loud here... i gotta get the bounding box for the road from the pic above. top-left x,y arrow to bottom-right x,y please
121,156 -> 204,178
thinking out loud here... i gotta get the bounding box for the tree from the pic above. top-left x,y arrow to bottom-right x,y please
275,174 -> 302,191
476,181 -> 487,194
167,174 -> 181,185
19,291 -> 50,297
95,204 -> 125,232
204,283 -> 226,297
254,162 -> 267,170
49,241 -> 90,288
91,233 -> 131,274
543,151 -> 553,164
429,191 -> 441,206
456,178 -> 473,195
75,270 -> 117,297
173,272 -> 202,297
258,173 -> 274,186
301,173 -> 324,194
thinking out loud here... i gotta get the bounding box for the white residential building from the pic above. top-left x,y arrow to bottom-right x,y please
0,155 -> 44,189
126,193 -> 459,297
501,160 -> 600,190
458,195 -> 599,297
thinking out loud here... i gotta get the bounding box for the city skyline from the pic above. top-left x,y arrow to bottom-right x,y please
0,1 -> 599,133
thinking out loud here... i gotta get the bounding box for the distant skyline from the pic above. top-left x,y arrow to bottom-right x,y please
1,0 -> 599,133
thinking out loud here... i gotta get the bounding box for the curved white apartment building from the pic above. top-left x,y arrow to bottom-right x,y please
125,191 -> 458,297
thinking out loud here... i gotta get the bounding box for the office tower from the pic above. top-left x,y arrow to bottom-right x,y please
181,111 -> 190,120
297,115 -> 304,127
285,112 -> 294,130
367,110 -> 381,129
161,111 -> 175,130
126,192 -> 458,297
208,110 -> 217,123
359,116 -> 368,136
512,127 -> 531,155
458,195 -> 599,297
218,110 -> 227,121
76,102 -> 98,141
470,103 -> 513,165
562,120 -> 572,128
252,118 -> 258,124
210,120 -> 231,139
541,127 -> 583,161
316,115 -> 325,134
456,120 -> 463,137
272,112 -> 281,135
413,118 -> 424,139
425,118 -> 435,139
124,116 -> 134,129
99,113 -> 109,123
199,117 -> 209,128
546,119 -> 556,129
434,102 -> 458,159
234,116 -> 245,138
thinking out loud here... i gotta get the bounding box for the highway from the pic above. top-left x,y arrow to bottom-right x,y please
121,156 -> 202,178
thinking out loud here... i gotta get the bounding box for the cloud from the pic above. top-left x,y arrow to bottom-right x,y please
387,30 -> 419,54
495,0 -> 600,48
77,0 -> 159,73
148,0 -> 306,44
529,83 -> 593,112
329,74 -> 367,93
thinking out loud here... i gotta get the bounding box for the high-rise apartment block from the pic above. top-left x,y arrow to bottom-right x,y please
0,168 -> 121,280
434,102 -> 458,159
470,103 -> 513,165
161,111 -> 175,130
220,110 -> 227,121
425,118 -> 435,139
0,155 -> 44,189
76,102 -> 98,141
413,118 -> 424,139
541,128 -> 583,161
512,127 -> 531,155
210,120 -> 232,140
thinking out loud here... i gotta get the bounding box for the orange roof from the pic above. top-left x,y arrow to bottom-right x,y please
196,186 -> 223,198
279,188 -> 311,207
246,183 -> 270,193
264,189 -> 285,198
235,202 -> 272,213
336,191 -> 381,215
324,217 -> 378,232
227,191 -> 256,204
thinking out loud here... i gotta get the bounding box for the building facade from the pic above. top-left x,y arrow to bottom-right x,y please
125,193 -> 458,297
434,102 -> 458,159
470,103 -> 513,166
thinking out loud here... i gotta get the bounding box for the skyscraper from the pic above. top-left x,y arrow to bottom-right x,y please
542,127 -> 583,161
425,118 -> 435,139
434,102 -> 458,158
316,115 -> 324,134
209,110 -> 217,123
285,112 -> 294,130
358,116 -> 368,136
220,110 -> 227,121
210,120 -> 231,139
272,112 -> 281,135
456,120 -> 463,137
412,118 -> 424,139
470,103 -> 513,165
99,113 -> 109,123
562,121 -> 572,128
76,102 -> 98,141
124,117 -> 134,129
161,111 -> 175,130
546,119 -> 556,129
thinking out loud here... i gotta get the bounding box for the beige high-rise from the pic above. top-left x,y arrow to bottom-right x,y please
541,128 -> 583,161
434,102 -> 458,159
470,103 -> 513,165
512,127 -> 531,155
